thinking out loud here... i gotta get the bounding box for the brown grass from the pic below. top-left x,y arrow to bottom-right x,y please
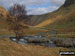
0,38 -> 73,56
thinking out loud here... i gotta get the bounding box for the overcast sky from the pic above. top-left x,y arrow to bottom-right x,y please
0,0 -> 65,15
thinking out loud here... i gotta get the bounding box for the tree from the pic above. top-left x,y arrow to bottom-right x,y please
7,4 -> 30,42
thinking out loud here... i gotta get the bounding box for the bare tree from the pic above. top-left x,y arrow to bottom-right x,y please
9,4 -> 28,21
7,4 -> 30,42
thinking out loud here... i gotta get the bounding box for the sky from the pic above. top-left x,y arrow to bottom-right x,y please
0,0 -> 65,15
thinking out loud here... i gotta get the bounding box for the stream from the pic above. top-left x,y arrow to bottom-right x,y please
10,35 -> 75,49
0,35 -> 75,49
10,36 -> 56,47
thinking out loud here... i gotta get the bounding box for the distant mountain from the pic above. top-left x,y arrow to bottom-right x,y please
32,0 -> 75,32
29,14 -> 49,26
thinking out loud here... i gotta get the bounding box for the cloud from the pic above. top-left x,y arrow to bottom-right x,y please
50,0 -> 65,6
0,0 -> 65,15
27,6 -> 58,15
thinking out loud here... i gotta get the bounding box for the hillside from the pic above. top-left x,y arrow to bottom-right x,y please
0,6 -> 7,17
0,6 -> 12,35
33,0 -> 75,31
46,10 -> 75,29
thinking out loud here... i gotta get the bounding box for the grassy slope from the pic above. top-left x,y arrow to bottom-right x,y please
46,9 -> 75,29
0,38 -> 74,56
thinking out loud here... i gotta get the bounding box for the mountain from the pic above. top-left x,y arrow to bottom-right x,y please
32,0 -> 75,32
63,0 -> 75,7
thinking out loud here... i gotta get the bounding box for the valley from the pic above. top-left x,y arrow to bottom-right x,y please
0,0 -> 75,56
